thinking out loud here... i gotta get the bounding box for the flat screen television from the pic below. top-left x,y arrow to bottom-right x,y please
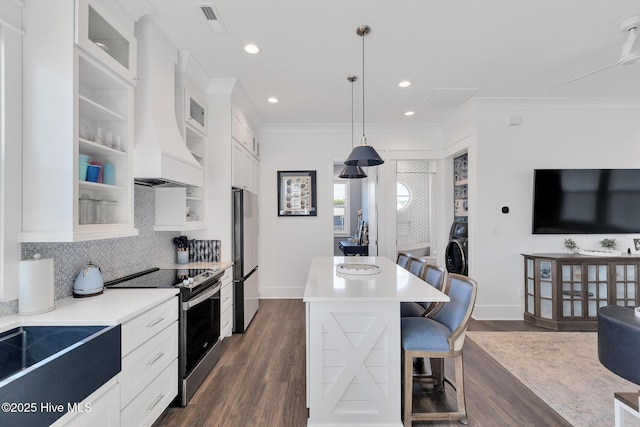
532,169 -> 640,234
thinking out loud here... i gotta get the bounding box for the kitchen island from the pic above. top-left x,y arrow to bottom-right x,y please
303,256 -> 449,426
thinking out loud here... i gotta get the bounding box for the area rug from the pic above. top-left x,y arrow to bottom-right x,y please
466,332 -> 637,427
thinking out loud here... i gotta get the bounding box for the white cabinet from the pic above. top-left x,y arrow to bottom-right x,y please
51,378 -> 120,427
20,0 -> 137,242
154,187 -> 205,231
75,0 -> 137,83
231,107 -> 260,157
220,267 -> 233,339
232,142 -> 259,194
119,297 -> 179,427
185,86 -> 207,136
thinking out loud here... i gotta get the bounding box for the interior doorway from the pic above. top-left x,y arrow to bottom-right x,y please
395,160 -> 437,261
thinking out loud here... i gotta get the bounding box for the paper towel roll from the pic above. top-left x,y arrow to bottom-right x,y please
19,255 -> 55,315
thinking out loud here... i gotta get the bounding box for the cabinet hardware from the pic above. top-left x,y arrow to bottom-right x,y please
146,352 -> 165,366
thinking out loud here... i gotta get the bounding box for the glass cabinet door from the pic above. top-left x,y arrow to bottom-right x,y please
561,264 -> 584,318
76,0 -> 137,82
615,264 -> 637,307
538,260 -> 553,319
526,258 -> 535,315
586,264 -> 608,318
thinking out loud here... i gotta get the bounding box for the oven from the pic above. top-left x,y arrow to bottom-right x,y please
105,267 -> 224,406
180,277 -> 221,405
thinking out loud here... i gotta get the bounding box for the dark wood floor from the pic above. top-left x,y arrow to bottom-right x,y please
153,300 -> 571,427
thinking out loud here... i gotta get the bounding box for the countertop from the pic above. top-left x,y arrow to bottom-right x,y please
303,256 -> 450,303
0,288 -> 179,332
160,261 -> 233,270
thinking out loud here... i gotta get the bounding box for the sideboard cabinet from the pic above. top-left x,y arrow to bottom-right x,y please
523,253 -> 639,331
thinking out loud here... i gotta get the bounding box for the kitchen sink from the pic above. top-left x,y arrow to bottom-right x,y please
0,325 -> 121,426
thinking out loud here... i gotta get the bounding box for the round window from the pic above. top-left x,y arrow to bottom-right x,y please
397,181 -> 412,211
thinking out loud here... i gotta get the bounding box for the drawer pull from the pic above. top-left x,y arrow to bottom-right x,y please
147,317 -> 165,328
147,393 -> 165,411
146,352 -> 165,366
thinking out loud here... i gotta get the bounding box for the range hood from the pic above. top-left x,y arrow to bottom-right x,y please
133,16 -> 204,187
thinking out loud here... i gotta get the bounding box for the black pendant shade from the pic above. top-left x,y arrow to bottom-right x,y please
344,143 -> 384,167
338,164 -> 367,179
344,24 -> 384,168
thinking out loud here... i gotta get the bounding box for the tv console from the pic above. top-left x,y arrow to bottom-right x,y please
522,253 -> 640,331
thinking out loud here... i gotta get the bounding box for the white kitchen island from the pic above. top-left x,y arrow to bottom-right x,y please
304,256 -> 450,427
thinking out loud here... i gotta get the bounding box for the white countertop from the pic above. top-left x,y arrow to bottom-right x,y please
303,256 -> 450,303
0,288 -> 179,333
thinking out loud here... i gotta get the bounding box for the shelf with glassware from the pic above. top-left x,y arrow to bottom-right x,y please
20,0 -> 137,242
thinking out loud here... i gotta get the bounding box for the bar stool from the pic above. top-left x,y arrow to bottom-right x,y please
401,273 -> 478,425
400,264 -> 446,318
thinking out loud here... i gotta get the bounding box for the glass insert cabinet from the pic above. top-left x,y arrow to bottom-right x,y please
523,253 -> 639,330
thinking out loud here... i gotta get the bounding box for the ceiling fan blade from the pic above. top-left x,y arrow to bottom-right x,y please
547,59 -> 623,89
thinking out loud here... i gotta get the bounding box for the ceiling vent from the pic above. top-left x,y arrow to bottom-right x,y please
199,4 -> 227,34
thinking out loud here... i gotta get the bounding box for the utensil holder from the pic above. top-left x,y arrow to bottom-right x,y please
177,250 -> 189,264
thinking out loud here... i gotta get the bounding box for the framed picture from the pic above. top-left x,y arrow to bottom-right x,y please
632,238 -> 640,253
277,170 -> 317,216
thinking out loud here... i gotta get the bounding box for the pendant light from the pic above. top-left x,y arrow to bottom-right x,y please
339,75 -> 367,179
344,25 -> 384,167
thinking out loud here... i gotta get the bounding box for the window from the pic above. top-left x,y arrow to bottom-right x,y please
334,181 -> 349,234
397,181 -> 412,211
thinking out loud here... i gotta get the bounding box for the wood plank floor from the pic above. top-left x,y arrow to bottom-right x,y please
153,299 -> 571,427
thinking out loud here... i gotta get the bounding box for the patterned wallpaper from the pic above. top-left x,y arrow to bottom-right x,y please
396,160 -> 435,249
0,185 -> 216,318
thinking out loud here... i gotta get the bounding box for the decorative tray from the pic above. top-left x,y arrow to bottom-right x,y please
336,263 -> 381,275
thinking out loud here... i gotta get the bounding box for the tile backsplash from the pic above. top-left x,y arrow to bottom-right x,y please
0,185 -> 218,318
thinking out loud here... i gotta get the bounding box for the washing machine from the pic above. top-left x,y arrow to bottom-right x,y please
445,222 -> 468,275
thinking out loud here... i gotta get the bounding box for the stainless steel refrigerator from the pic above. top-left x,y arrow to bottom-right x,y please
232,188 -> 259,333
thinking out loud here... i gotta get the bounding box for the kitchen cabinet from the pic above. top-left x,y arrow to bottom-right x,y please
119,296 -> 179,427
154,187 -> 205,231
523,253 -> 639,330
231,107 -> 260,157
221,266 -> 233,339
185,85 -> 207,136
20,0 -> 137,242
232,142 -> 259,194
76,0 -> 137,83
51,377 -> 120,427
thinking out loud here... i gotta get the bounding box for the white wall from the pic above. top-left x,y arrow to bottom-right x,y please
259,124 -> 444,298
449,98 -> 640,319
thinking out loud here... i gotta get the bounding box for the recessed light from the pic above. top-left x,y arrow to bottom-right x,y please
244,44 -> 260,54
398,80 -> 412,88
404,111 -> 415,116
267,97 -> 279,104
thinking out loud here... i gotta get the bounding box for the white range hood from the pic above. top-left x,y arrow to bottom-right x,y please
133,15 -> 203,187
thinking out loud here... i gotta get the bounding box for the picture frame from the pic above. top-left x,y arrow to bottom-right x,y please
277,170 -> 317,216
632,238 -> 640,254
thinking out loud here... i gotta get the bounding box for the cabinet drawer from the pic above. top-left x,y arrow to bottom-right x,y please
121,359 -> 178,427
221,305 -> 233,338
121,298 -> 178,356
120,321 -> 178,408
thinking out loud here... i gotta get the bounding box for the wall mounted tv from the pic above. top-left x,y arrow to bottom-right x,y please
532,169 -> 640,234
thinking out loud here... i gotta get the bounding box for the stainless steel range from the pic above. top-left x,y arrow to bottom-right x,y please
105,267 -> 224,406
